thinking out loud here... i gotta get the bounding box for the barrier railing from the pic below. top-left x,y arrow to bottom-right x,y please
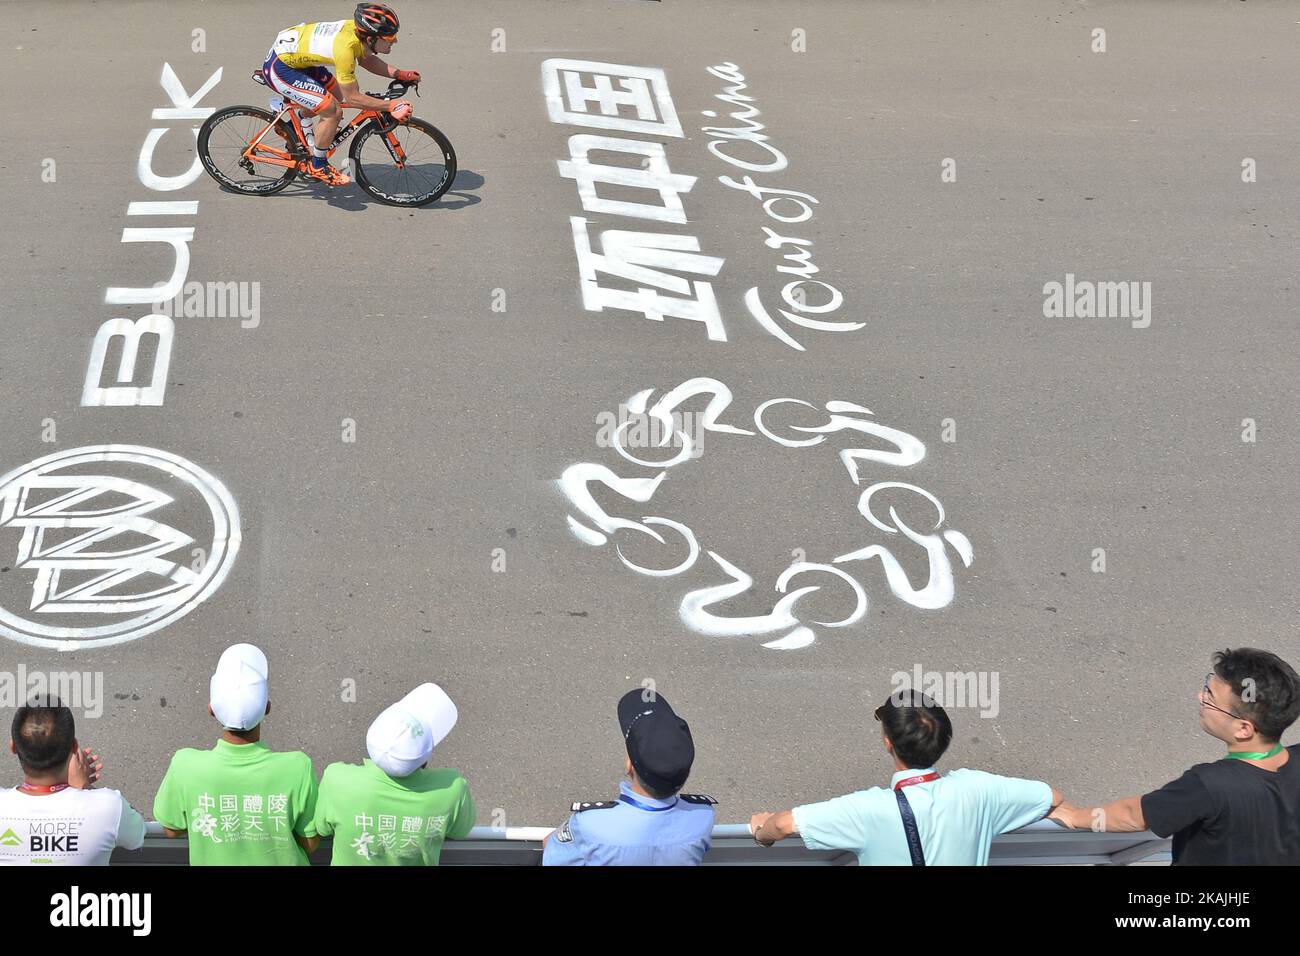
114,820 -> 1170,865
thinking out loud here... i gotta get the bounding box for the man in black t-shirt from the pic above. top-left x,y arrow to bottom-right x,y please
1050,647 -> 1300,864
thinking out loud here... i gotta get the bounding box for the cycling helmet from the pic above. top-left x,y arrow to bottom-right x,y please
354,3 -> 400,38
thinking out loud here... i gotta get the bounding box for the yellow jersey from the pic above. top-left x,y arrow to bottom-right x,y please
270,20 -> 366,85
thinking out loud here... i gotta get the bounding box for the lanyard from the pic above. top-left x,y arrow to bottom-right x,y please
1222,743 -> 1285,761
19,782 -> 69,794
892,772 -> 937,866
893,771 -> 939,791
619,792 -> 677,812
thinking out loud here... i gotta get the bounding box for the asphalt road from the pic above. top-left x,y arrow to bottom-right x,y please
0,0 -> 1296,828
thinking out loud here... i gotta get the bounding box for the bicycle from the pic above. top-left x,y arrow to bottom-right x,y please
197,75 -> 456,207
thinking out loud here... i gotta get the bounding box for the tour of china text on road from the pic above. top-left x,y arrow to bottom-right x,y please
542,60 -> 974,650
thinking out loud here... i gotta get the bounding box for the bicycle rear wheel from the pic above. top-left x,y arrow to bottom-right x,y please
198,106 -> 300,195
349,118 -> 456,207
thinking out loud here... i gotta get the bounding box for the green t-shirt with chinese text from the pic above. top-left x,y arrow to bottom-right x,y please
153,739 -> 318,866
314,759 -> 474,865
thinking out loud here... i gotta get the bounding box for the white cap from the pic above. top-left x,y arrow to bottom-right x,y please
209,644 -> 269,731
366,683 -> 458,777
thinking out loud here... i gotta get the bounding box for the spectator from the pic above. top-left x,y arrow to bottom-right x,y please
153,643 -> 319,865
0,696 -> 145,865
543,688 -> 716,866
313,682 -> 475,865
1051,647 -> 1300,864
750,690 -> 1063,865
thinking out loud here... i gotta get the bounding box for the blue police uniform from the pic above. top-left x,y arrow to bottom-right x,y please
541,781 -> 716,866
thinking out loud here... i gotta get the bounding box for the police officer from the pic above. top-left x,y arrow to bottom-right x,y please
542,689 -> 716,865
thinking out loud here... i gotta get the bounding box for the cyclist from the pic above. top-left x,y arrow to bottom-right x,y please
263,3 -> 420,186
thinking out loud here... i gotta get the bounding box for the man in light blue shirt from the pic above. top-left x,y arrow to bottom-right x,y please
542,689 -> 716,865
750,691 -> 1063,865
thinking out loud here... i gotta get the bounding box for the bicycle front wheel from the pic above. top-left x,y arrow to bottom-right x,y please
198,106 -> 299,196
349,118 -> 456,207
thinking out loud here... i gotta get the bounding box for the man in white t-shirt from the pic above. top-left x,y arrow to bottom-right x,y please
0,698 -> 146,865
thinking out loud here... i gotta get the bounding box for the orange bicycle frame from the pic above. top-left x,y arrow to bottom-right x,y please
243,104 -> 412,171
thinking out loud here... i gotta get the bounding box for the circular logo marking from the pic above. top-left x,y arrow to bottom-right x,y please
0,445 -> 240,651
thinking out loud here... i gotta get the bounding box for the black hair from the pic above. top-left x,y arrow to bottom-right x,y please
11,697 -> 76,774
1212,648 -> 1300,742
640,779 -> 679,800
877,691 -> 952,768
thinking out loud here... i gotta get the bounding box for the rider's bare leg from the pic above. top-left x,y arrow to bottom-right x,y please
295,96 -> 349,184
310,98 -> 342,158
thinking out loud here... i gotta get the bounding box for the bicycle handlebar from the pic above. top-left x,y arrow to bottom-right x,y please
367,79 -> 420,100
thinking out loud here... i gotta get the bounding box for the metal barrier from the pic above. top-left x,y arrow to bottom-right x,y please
112,820 -> 1170,865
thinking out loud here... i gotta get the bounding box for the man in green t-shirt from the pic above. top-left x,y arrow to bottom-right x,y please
314,682 -> 475,865
153,644 -> 319,865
